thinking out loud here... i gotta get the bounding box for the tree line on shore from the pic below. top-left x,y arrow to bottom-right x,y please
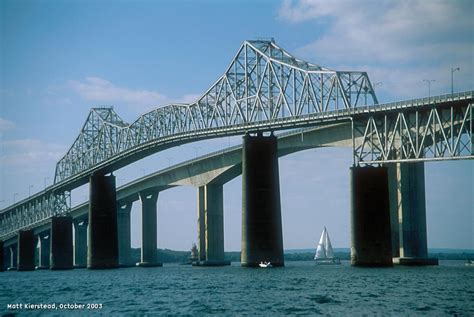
130,248 -> 474,263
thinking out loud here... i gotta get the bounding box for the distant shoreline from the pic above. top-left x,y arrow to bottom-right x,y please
131,248 -> 474,263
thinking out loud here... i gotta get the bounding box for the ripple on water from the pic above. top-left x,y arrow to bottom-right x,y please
2,261 -> 473,315
361,292 -> 379,299
283,305 -> 319,315
308,294 -> 339,304
415,305 -> 433,312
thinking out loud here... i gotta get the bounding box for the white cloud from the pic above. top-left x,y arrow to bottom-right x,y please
0,118 -> 15,131
178,94 -> 202,103
70,77 -> 169,107
278,0 -> 473,100
69,77 -> 202,111
0,139 -> 66,204
0,139 -> 65,169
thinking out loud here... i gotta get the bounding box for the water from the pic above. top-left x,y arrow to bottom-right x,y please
1,261 -> 473,316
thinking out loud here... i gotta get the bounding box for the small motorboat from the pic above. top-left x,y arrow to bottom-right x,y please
259,261 -> 272,268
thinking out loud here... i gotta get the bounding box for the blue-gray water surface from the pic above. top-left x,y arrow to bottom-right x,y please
1,261 -> 473,316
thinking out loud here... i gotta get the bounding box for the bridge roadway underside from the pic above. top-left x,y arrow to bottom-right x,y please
2,122 -> 438,269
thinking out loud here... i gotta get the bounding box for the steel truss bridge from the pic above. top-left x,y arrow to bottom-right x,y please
1,39 -> 472,240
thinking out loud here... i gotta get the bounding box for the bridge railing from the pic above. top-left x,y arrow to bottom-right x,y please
349,91 -> 474,115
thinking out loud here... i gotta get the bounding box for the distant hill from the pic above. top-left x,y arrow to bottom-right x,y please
130,248 -> 474,263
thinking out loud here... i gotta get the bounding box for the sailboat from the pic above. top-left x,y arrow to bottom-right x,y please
314,227 -> 341,265
189,243 -> 198,262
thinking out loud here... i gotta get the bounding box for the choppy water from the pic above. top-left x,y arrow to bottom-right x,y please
1,261 -> 473,316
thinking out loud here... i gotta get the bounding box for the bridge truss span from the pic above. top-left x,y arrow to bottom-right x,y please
353,95 -> 473,164
0,191 -> 70,241
54,39 -> 378,184
2,38 -> 472,242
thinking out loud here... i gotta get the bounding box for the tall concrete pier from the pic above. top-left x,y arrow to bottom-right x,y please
50,216 -> 73,270
194,184 -> 229,266
0,241 -> 3,271
88,173 -> 119,269
118,203 -> 133,267
9,244 -> 17,270
241,133 -> 284,267
17,230 -> 35,271
137,191 -> 162,267
197,187 -> 206,262
388,163 -> 438,265
36,231 -> 50,269
4,244 -> 10,271
350,166 -> 392,267
73,218 -> 88,268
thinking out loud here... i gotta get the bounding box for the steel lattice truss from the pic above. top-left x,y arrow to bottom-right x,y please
2,39 -> 472,241
54,107 -> 128,180
54,40 -> 378,183
353,101 -> 473,164
1,95 -> 473,240
0,192 -> 70,240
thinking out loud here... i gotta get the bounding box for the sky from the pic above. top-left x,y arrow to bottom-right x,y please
0,0 -> 473,251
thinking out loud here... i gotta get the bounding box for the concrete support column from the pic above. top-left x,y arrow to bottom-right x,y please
9,244 -> 17,270
17,230 -> 35,271
36,231 -> 50,269
138,191 -> 162,267
241,133 -> 284,267
73,218 -> 88,268
50,216 -> 73,270
0,241 -> 3,272
350,166 -> 392,267
117,203 -> 133,267
205,184 -> 225,264
197,187 -> 206,262
194,184 -> 229,266
1,243 -> 6,271
389,163 -> 437,265
387,164 -> 400,258
88,173 -> 119,269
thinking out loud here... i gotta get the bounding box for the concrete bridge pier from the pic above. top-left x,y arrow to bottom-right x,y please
197,186 -> 206,263
50,216 -> 73,270
350,166 -> 393,267
388,163 -> 438,265
118,203 -> 133,267
3,243 -> 11,271
73,218 -> 88,268
0,241 -> 3,271
18,230 -> 35,271
137,191 -> 162,267
194,184 -> 230,266
241,133 -> 284,267
8,244 -> 17,270
36,231 -> 50,269
88,173 -> 119,269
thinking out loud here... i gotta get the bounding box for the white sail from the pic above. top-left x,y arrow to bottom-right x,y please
314,227 -> 327,260
314,227 -> 340,264
324,228 -> 334,258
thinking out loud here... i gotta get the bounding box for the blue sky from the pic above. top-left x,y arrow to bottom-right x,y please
1,0 -> 473,250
